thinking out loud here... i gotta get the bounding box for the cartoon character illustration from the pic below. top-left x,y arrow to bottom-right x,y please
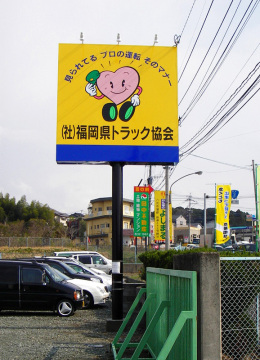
85,66 -> 142,122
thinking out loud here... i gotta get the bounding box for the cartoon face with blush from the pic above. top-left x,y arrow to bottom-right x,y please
85,66 -> 142,122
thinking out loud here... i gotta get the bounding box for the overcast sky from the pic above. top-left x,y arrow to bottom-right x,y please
0,0 -> 259,215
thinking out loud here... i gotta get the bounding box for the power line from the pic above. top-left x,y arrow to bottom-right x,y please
188,154 -> 252,170
179,0 -> 197,38
180,62 -> 260,151
179,0 -> 259,123
178,0 -> 215,82
180,77 -> 260,157
179,0 -> 235,106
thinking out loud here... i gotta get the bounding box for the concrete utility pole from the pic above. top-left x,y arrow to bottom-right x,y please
252,160 -> 259,251
188,194 -> 192,243
204,193 -> 207,245
147,165 -> 152,247
165,166 -> 170,250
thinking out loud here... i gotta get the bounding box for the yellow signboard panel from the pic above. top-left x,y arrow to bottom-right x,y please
215,185 -> 231,244
154,190 -> 172,242
56,44 -> 178,164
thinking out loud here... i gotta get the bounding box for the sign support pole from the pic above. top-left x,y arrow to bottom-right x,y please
111,162 -> 124,321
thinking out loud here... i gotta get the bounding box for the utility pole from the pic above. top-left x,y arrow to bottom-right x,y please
147,165 -> 152,248
252,160 -> 259,251
204,193 -> 207,246
165,166 -> 170,250
188,194 -> 192,243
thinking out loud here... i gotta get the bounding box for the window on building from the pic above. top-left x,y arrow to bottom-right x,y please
106,223 -> 110,228
123,222 -> 128,229
106,206 -> 112,211
100,224 -> 105,229
98,207 -> 102,212
97,225 -> 99,229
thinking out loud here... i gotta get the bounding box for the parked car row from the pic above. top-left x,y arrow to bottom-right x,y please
0,252 -> 112,317
53,251 -> 112,275
214,242 -> 257,252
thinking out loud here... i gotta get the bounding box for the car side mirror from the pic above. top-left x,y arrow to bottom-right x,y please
42,271 -> 49,285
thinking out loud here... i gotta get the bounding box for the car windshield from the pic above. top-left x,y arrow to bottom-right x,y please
57,261 -> 78,274
42,264 -> 70,282
66,263 -> 84,273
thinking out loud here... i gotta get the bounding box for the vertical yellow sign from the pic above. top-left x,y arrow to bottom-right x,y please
154,190 -> 172,242
215,185 -> 231,244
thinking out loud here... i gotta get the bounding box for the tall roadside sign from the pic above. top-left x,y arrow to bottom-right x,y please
134,185 -> 153,237
57,43 -> 179,324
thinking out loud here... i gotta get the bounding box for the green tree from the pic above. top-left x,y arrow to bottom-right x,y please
0,206 -> 6,223
16,195 -> 29,220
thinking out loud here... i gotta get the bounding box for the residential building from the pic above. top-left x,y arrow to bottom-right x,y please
84,197 -> 134,245
53,210 -> 69,226
173,215 -> 202,243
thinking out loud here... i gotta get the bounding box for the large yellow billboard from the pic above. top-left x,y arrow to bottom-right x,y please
56,44 -> 178,164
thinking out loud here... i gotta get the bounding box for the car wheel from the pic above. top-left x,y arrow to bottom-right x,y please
57,299 -> 74,317
84,291 -> 94,309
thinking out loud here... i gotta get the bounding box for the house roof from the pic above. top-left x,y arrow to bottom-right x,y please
90,197 -> 133,204
53,210 -> 69,218
172,215 -> 187,221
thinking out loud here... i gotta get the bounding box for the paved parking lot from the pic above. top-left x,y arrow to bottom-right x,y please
0,300 -> 115,360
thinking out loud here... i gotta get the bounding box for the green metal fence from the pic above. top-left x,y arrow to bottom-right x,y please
112,267 -> 197,360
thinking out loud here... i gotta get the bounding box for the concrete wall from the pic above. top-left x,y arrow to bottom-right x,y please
172,253 -> 221,360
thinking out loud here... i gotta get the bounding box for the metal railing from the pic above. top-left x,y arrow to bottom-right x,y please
112,267 -> 197,360
220,257 -> 260,359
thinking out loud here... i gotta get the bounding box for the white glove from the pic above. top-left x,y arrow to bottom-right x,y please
85,83 -> 97,96
131,94 -> 140,107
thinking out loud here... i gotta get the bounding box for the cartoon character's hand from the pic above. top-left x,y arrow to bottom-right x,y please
85,83 -> 97,96
131,94 -> 140,107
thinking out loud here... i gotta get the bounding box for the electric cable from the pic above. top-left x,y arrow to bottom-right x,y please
189,154 -> 252,170
179,0 -> 258,123
178,0 -> 215,82
179,0 -> 197,39
180,62 -> 260,151
180,80 -> 260,157
179,0 -> 235,106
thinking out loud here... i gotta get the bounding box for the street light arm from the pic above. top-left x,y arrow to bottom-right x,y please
170,171 -> 202,192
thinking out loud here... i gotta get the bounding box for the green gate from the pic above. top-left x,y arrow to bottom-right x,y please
112,267 -> 197,359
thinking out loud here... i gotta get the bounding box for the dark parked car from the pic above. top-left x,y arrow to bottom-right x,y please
0,260 -> 83,316
23,258 -> 104,284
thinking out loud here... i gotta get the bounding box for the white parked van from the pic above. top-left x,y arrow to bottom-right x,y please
54,251 -> 112,275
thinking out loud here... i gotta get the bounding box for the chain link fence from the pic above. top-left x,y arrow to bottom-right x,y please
221,257 -> 260,359
0,237 -> 75,248
0,237 -> 144,264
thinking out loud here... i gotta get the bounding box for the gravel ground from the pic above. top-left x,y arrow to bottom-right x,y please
0,300 -> 116,360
